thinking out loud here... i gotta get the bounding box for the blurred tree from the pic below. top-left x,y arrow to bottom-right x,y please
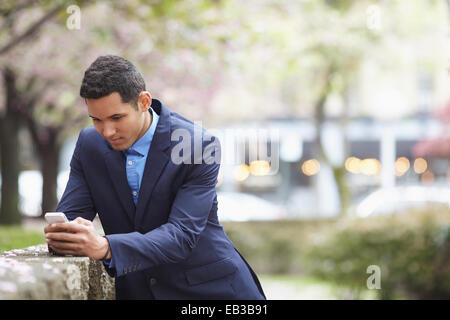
0,0 -> 90,223
0,64 -> 87,219
303,0 -> 376,216
0,0 -> 90,56
107,0 -> 229,122
0,67 -> 22,224
0,3 -> 117,217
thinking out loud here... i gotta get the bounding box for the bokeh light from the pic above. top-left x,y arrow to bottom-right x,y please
301,159 -> 320,176
233,164 -> 250,182
395,157 -> 410,176
413,158 -> 428,174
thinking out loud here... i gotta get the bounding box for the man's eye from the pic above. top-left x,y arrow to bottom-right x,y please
112,116 -> 122,121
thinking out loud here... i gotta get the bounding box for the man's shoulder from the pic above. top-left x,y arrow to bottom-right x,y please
167,109 -> 195,132
79,126 -> 103,140
165,108 -> 221,165
80,125 -> 99,135
167,109 -> 213,139
158,99 -> 210,137
77,126 -> 108,151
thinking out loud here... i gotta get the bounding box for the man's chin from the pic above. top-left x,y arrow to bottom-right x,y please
109,140 -> 129,151
111,144 -> 128,151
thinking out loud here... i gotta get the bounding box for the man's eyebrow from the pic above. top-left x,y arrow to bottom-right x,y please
88,113 -> 126,120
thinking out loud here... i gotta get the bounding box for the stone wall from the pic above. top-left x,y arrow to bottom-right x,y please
0,244 -> 115,299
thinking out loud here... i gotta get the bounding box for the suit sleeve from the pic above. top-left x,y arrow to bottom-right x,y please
56,128 -> 97,222
105,136 -> 221,277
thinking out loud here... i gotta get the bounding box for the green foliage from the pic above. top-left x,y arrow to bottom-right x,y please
223,219 -> 339,274
324,0 -> 356,12
223,206 -> 450,299
306,208 -> 450,299
0,226 -> 45,253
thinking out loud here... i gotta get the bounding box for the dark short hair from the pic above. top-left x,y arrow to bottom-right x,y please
80,55 -> 145,108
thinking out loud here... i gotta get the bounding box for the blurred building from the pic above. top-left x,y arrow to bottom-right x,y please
215,112 -> 449,218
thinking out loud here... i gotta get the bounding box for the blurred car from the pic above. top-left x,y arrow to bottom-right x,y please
355,185 -> 450,217
217,191 -> 286,221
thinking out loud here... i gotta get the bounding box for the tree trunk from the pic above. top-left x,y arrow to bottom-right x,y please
313,69 -> 351,217
0,114 -> 21,224
0,69 -> 22,225
38,131 -> 61,217
332,166 -> 350,216
315,106 -> 351,216
16,101 -> 64,217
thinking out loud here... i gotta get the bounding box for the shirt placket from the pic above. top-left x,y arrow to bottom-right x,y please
127,153 -> 140,204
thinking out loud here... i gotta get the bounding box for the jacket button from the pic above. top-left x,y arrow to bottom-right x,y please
150,278 -> 157,286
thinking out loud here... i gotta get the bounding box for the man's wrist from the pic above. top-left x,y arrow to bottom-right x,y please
100,236 -> 112,261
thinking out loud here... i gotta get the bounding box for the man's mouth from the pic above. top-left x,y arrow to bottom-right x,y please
109,138 -> 122,144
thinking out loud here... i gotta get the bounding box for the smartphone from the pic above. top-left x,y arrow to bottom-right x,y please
45,212 -> 69,224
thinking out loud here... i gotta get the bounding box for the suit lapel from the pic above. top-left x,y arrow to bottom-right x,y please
134,99 -> 172,228
104,149 -> 136,225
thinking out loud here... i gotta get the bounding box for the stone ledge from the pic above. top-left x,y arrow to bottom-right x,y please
0,244 -> 115,300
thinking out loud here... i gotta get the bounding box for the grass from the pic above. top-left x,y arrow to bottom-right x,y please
258,274 -> 338,299
0,225 -> 45,253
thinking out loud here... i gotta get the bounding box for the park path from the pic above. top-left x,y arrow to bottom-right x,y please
259,276 -> 338,300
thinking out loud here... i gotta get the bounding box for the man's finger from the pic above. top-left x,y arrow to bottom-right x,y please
44,223 -> 66,233
44,224 -> 52,234
46,232 -> 81,243
45,222 -> 70,233
46,221 -> 87,233
47,239 -> 80,251
74,217 -> 92,226
48,246 -> 80,256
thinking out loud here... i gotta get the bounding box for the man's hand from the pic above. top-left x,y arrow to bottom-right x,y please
44,217 -> 111,260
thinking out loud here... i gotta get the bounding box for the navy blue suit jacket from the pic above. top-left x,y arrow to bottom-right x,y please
57,99 -> 266,300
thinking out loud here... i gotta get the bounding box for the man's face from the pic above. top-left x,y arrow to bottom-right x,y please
86,92 -> 150,151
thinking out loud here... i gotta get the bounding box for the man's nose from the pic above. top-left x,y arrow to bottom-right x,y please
103,123 -> 117,138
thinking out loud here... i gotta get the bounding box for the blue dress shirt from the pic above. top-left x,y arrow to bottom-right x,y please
123,108 -> 159,206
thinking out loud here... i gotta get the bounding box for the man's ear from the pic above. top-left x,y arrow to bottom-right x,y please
138,91 -> 152,111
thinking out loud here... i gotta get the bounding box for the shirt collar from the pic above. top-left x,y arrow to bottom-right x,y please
125,107 -> 159,156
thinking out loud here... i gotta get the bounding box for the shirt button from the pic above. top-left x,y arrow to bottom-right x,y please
128,160 -> 133,166
132,191 -> 138,197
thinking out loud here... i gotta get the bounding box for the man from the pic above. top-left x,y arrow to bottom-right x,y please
44,55 -> 266,300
